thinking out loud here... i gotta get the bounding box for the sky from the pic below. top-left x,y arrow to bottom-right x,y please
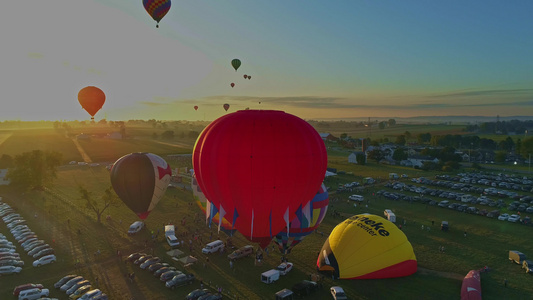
1,0 -> 532,122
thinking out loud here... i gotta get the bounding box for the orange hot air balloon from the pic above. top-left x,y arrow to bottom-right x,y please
230,83 -> 235,88
223,103 -> 230,111
194,106 -> 199,111
78,86 -> 105,120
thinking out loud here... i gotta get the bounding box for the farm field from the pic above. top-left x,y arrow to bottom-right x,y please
0,128 -> 532,299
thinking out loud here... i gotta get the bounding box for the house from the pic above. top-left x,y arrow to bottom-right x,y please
348,151 -> 366,164
319,133 -> 338,142
400,157 -> 439,168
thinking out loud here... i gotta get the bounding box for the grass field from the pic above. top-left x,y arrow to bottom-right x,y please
1,128 -> 533,300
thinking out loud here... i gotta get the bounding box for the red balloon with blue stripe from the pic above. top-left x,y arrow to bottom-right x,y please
143,0 -> 171,28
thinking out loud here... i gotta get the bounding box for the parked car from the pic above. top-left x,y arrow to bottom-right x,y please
349,194 -> 364,202
508,214 -> 521,223
18,287 -> 49,300
126,253 -> 146,262
55,275 -> 78,288
60,276 -> 85,292
291,280 -> 318,297
197,294 -> 223,300
330,286 -> 348,300
134,255 -> 153,265
498,213 -> 510,221
0,265 -> 22,275
127,221 -> 144,235
69,284 -> 92,299
0,259 -> 24,267
227,245 -> 254,260
154,266 -> 176,277
165,273 -> 195,289
276,262 -> 293,275
66,280 -> 91,295
13,283 -> 45,297
79,289 -> 102,300
186,289 -> 210,300
33,254 -> 57,267
33,248 -> 55,259
160,270 -> 183,282
140,257 -> 161,269
148,262 -> 168,273
28,244 -> 51,256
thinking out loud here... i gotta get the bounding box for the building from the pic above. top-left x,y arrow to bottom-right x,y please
348,151 -> 366,164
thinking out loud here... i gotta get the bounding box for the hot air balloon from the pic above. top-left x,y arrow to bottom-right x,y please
143,0 -> 171,28
223,103 -> 230,111
193,110 -> 327,248
317,214 -> 417,279
231,59 -> 241,71
78,86 -> 105,120
247,75 -> 251,80
274,183 -> 329,254
243,74 -> 247,79
461,270 -> 482,300
191,172 -> 236,235
110,153 -> 172,219
194,106 -> 199,111
230,83 -> 235,88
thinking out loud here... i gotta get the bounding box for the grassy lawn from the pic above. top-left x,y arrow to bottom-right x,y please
1,129 -> 532,299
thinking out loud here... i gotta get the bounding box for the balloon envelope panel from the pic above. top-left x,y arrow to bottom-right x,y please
274,183 -> 329,254
193,110 -> 327,247
110,153 -> 171,219
317,214 -> 417,279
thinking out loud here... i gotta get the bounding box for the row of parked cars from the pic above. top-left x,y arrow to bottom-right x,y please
54,274 -> 107,299
127,252 -> 197,290
0,199 -> 57,269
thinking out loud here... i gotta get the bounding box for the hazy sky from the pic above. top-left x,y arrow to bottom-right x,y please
1,1 -> 532,121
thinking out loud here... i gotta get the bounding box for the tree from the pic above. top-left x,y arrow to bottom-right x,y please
6,150 -> 62,190
404,131 -> 412,141
395,135 -> 406,146
356,153 -> 366,165
367,148 -> 384,163
417,133 -> 431,144
388,119 -> 396,126
378,122 -> 386,130
79,185 -> 119,223
0,154 -> 14,168
161,130 -> 174,139
340,133 -> 348,139
392,148 -> 408,161
494,151 -> 507,163
520,137 -> 533,158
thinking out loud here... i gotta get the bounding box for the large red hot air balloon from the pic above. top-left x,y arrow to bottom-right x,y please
78,86 -> 105,120
193,110 -> 327,248
110,153 -> 172,219
143,0 -> 171,28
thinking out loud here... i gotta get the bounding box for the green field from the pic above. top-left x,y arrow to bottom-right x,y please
1,128 -> 532,299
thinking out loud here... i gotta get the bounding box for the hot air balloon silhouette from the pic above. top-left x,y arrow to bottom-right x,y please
247,75 -> 251,80
273,183 -> 329,254
317,214 -> 417,279
110,153 -> 172,219
231,59 -> 241,71
243,74 -> 248,79
193,110 -> 327,248
223,103 -> 230,111
230,83 -> 235,88
143,0 -> 171,28
194,106 -> 198,111
78,86 -> 105,120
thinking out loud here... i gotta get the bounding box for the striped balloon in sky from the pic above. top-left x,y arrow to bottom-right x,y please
143,0 -> 171,28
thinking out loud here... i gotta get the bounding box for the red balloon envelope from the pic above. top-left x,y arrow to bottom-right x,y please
78,86 -> 105,120
193,110 -> 327,248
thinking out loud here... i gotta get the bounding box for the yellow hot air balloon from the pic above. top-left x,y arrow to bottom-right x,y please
317,214 -> 417,279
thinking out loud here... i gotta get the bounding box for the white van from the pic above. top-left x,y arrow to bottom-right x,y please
128,221 -> 144,235
384,209 -> 396,223
18,288 -> 49,300
202,240 -> 224,254
261,269 -> 280,284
